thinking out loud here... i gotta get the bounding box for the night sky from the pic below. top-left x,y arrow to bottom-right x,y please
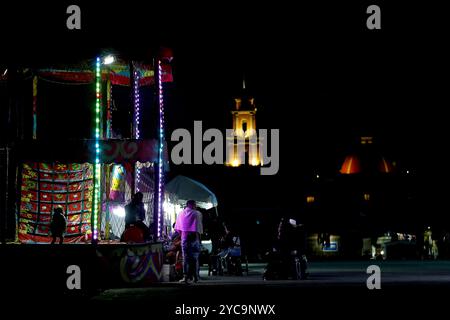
1,2 -> 449,231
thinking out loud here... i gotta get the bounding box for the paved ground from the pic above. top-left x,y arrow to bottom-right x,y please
95,260 -> 450,297
4,260 -> 446,317
91,261 -> 450,319
88,261 -> 450,318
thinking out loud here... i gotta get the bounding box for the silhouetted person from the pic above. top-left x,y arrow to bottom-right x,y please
123,192 -> 151,241
171,223 -> 180,241
50,207 -> 67,244
125,192 -> 145,226
266,216 -> 307,279
209,217 -> 225,254
218,224 -> 240,257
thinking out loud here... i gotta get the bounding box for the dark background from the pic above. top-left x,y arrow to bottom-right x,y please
1,1 -> 449,242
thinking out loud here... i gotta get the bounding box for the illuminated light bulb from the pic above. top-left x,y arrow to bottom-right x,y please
103,55 -> 115,65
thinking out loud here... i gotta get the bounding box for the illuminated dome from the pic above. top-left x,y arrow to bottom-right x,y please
339,137 -> 395,175
340,155 -> 361,174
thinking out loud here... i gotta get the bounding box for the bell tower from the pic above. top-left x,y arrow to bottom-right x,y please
226,79 -> 261,167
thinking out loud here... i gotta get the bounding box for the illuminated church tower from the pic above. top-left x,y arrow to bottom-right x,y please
226,79 -> 261,167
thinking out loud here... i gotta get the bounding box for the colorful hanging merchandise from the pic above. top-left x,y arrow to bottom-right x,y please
19,162 -> 93,243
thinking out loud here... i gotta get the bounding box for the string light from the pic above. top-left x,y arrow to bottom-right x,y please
93,57 -> 102,241
134,67 -> 141,192
157,60 -> 165,239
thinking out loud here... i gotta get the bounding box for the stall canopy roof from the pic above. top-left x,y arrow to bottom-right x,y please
165,175 -> 218,209
17,139 -> 167,165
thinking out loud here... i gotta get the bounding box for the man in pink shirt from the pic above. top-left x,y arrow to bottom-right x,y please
175,200 -> 203,283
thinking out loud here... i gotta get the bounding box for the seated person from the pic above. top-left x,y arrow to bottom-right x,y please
218,225 -> 241,258
166,230 -> 182,264
121,192 -> 151,242
171,223 -> 180,241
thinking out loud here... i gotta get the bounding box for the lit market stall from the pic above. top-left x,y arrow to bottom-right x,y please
2,48 -> 174,288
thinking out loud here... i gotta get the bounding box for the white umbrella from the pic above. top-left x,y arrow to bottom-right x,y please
165,175 -> 218,209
